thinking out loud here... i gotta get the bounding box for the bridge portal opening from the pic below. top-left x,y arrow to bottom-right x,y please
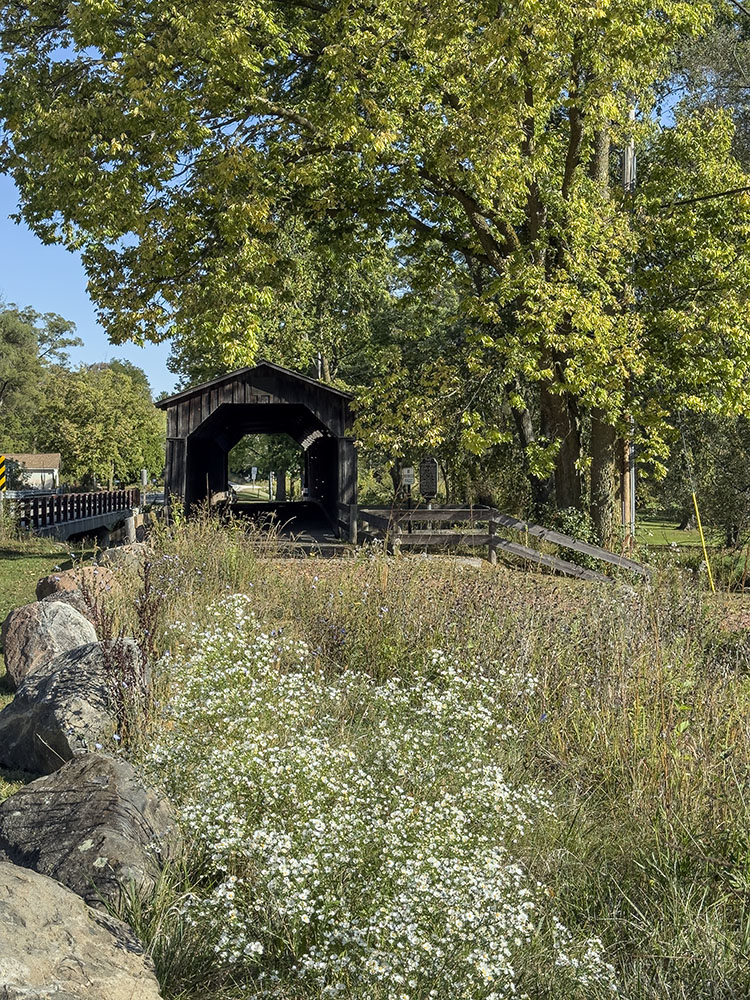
229,433 -> 304,502
157,363 -> 357,537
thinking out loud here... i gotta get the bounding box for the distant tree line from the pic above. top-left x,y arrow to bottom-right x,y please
0,305 -> 165,489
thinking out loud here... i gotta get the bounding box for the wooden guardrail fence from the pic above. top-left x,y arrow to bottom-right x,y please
348,504 -> 649,583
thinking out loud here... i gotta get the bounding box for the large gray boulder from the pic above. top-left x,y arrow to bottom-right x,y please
98,542 -> 148,573
0,754 -> 182,907
0,862 -> 162,999
1,601 -> 97,690
41,587 -> 96,625
0,640 -> 140,774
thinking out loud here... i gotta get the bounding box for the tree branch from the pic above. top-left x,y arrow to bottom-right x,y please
418,167 -> 515,271
660,184 -> 750,210
561,37 -> 584,201
391,205 -> 492,267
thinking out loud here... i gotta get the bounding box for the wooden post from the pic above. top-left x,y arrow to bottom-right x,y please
621,439 -> 633,551
349,503 -> 358,545
488,517 -> 498,564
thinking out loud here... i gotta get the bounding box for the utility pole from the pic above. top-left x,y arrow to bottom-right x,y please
622,108 -> 637,547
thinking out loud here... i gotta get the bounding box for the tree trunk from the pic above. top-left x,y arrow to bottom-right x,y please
590,409 -> 619,547
587,128 -> 624,544
439,462 -> 451,504
507,380 -> 553,514
389,461 -> 406,502
275,470 -> 287,501
540,385 -> 582,509
589,128 -> 610,187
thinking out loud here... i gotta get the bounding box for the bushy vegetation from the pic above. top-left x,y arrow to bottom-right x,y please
0,304 -> 165,488
94,518 -> 750,999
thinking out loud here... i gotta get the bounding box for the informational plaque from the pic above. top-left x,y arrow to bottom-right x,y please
419,458 -> 439,499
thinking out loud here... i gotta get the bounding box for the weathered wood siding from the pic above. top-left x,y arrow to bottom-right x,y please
159,363 -> 356,530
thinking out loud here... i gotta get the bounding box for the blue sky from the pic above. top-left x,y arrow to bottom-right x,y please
0,173 -> 177,397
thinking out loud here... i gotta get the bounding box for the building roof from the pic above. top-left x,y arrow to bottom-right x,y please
156,360 -> 353,410
2,453 -> 61,469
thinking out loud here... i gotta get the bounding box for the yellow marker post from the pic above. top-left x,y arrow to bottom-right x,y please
692,490 -> 715,594
0,455 -> 6,493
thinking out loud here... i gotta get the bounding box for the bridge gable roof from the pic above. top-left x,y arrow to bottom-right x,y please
156,361 -> 353,410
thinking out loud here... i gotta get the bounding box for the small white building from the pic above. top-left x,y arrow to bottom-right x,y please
3,453 -> 61,491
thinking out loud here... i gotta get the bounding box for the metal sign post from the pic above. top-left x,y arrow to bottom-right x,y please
401,467 -> 415,534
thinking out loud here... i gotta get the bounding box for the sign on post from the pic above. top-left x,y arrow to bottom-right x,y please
400,467 -> 415,487
0,455 -> 6,492
251,466 -> 258,483
419,458 -> 439,499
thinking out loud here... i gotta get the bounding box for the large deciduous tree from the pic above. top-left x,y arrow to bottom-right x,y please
0,305 -> 81,451
4,0 -> 750,539
37,363 -> 166,488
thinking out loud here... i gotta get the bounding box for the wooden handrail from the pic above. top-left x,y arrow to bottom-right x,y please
357,504 -> 649,579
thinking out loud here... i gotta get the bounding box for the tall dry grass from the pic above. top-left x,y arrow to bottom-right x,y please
104,513 -> 750,998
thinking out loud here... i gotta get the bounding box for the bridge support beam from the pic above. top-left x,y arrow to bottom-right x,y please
36,509 -> 137,543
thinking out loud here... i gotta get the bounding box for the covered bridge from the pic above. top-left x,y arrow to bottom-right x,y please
156,362 -> 357,535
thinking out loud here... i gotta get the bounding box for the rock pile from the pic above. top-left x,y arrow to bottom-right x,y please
0,557 -> 175,998
0,863 -> 163,999
0,753 -> 181,907
2,600 -> 97,689
36,564 -> 116,602
0,640 -> 135,774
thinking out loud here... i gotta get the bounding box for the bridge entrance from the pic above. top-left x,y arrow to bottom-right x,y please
157,362 -> 357,537
228,433 -> 304,502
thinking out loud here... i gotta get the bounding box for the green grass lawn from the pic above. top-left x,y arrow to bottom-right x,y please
0,537 -> 72,628
638,514 -> 719,547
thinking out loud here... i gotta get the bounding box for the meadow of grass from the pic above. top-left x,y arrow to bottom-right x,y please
68,515 -> 746,1000
1,514 -> 749,996
637,516 -> 707,548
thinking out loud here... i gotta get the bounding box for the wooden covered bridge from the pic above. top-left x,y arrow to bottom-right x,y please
156,362 -> 358,536
156,362 -> 648,582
